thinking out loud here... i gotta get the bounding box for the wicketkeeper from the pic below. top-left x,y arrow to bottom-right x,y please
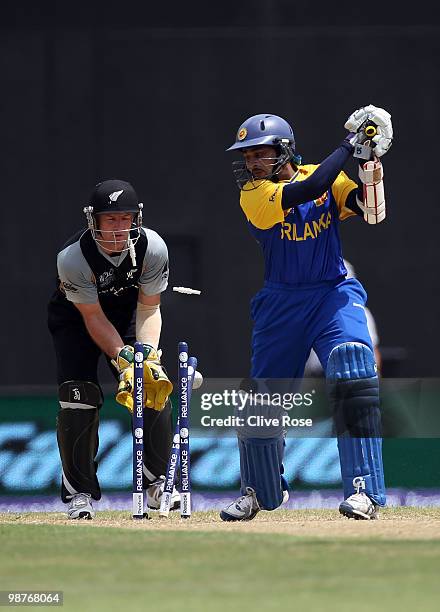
47,179 -> 178,519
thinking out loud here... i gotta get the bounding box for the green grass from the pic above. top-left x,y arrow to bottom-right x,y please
0,513 -> 440,611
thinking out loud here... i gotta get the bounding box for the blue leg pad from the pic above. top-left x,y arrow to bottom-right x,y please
327,343 -> 386,506
238,436 -> 285,510
338,436 -> 386,506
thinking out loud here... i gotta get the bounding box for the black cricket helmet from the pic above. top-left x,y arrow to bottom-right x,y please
83,179 -> 144,255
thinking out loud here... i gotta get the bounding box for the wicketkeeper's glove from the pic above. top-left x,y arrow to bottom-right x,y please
111,345 -> 135,412
142,345 -> 173,412
112,344 -> 173,413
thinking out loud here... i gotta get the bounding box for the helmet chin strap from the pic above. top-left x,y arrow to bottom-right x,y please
128,237 -> 137,266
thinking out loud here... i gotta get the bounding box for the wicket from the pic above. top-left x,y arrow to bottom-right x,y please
132,341 -> 145,519
159,342 -> 197,518
132,341 -> 198,519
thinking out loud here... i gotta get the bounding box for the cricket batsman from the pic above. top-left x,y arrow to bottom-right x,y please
221,105 -> 393,521
47,179 -> 178,518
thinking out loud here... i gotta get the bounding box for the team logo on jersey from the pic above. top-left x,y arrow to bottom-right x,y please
108,190 -> 124,204
237,127 -> 247,141
314,191 -> 328,207
98,269 -> 115,288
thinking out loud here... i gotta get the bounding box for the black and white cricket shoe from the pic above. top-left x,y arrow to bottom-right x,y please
146,477 -> 180,511
220,487 -> 260,522
220,488 -> 289,522
67,493 -> 95,520
339,492 -> 378,520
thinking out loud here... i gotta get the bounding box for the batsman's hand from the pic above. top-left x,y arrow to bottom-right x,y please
344,104 -> 393,157
142,344 -> 173,412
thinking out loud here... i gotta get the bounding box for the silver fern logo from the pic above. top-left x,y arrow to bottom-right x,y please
108,190 -> 124,204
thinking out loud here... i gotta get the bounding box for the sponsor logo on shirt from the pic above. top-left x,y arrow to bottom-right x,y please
269,186 -> 280,203
60,281 -> 78,293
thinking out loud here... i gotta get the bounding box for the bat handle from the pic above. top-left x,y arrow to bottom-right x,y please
363,122 -> 377,138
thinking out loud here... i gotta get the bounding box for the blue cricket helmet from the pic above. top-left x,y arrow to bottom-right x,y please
227,114 -> 298,155
227,114 -> 302,189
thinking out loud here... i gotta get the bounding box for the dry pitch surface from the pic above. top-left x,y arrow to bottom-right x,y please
1,507 -> 440,538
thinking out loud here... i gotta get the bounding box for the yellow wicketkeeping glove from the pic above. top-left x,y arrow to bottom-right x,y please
112,345 -> 136,412
115,367 -> 135,412
112,344 -> 173,413
142,345 -> 173,411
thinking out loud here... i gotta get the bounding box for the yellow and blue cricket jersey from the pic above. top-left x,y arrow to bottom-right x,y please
238,156 -> 385,508
240,163 -> 373,379
240,166 -> 357,284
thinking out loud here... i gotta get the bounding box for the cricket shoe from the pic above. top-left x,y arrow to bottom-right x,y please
339,492 -> 378,520
146,477 -> 180,511
220,488 -> 289,522
67,493 -> 95,520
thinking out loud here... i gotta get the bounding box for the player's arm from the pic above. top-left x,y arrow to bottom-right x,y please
136,229 -> 169,349
74,301 -> 125,358
136,291 -> 162,350
346,158 -> 386,224
344,179 -> 364,217
281,140 -> 354,210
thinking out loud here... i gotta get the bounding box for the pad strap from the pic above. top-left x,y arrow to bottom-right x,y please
59,380 -> 103,410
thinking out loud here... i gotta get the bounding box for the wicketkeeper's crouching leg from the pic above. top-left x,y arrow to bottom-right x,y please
57,380 -> 103,519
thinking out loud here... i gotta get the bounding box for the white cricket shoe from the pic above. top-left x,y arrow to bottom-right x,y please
220,487 -> 260,522
67,493 -> 95,520
147,477 -> 180,511
220,488 -> 289,522
339,492 -> 378,520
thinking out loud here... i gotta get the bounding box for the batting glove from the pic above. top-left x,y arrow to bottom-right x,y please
344,104 -> 393,157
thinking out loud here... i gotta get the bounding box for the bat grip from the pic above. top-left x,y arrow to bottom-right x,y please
363,122 -> 377,138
